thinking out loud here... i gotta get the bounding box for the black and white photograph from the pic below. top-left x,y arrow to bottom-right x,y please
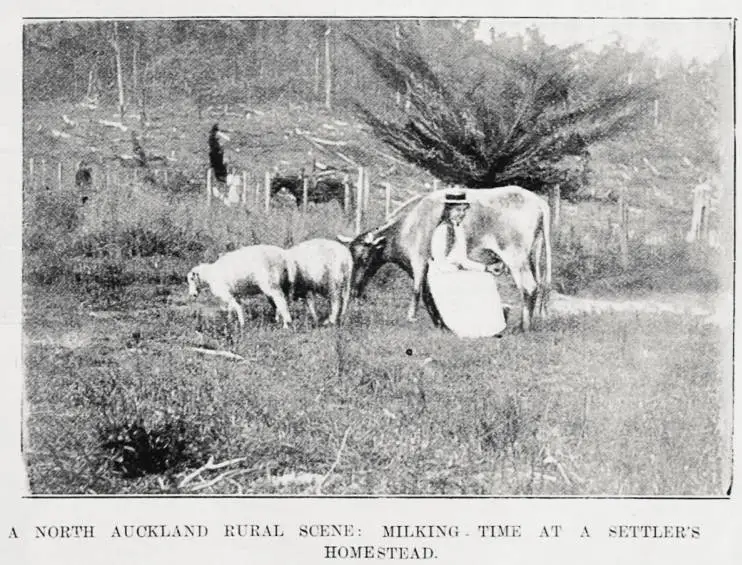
17,15 -> 734,500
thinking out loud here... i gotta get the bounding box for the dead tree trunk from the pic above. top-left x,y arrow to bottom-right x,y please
110,22 -> 126,120
132,40 -> 138,97
86,62 -> 98,100
314,44 -> 321,99
324,23 -> 332,110
140,63 -> 148,123
395,23 -> 401,107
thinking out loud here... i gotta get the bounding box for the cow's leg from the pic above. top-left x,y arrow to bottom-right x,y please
266,288 -> 292,328
407,260 -> 427,322
266,296 -> 279,323
512,263 -> 538,331
325,287 -> 342,326
530,233 -> 545,317
306,292 -> 321,326
220,296 -> 245,328
212,286 -> 246,328
339,274 -> 352,325
421,274 -> 443,327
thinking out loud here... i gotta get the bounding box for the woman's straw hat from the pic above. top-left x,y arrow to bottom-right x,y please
443,189 -> 469,206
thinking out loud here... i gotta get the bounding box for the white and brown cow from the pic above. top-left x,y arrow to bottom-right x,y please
338,186 -> 552,331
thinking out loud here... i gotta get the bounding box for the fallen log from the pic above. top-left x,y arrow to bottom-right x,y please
333,151 -> 357,166
99,119 -> 128,132
307,135 -> 347,146
296,132 -> 358,167
50,129 -> 72,139
186,346 -> 246,362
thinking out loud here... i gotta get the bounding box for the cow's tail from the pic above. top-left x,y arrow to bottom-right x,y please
341,258 -> 353,324
539,200 -> 553,317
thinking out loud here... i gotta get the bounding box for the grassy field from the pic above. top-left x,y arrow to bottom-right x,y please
21,100 -> 731,496
23,272 -> 727,495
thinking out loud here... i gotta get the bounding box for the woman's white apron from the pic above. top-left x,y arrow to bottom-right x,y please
427,260 -> 507,338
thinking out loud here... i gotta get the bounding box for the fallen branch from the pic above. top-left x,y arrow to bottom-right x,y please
186,347 -> 246,361
189,467 -> 259,492
642,157 -> 661,176
178,455 -> 246,489
315,169 -> 347,178
317,426 -> 352,494
373,147 -> 409,167
296,132 -> 358,167
99,119 -> 128,132
308,135 -> 347,146
334,151 -> 358,166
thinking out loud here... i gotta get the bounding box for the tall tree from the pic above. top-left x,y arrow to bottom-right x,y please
348,24 -> 655,196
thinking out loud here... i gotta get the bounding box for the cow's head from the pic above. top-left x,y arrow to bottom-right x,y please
186,265 -> 205,297
337,231 -> 388,297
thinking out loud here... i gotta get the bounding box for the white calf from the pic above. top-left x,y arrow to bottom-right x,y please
286,239 -> 353,326
187,244 -> 295,328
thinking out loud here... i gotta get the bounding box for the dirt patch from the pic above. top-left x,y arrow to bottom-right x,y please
549,291 -> 716,320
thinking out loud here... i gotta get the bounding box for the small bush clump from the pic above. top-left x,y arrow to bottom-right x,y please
98,418 -> 204,478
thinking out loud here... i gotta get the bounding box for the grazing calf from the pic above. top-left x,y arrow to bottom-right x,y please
187,245 -> 295,328
271,174 -> 350,209
285,239 -> 353,326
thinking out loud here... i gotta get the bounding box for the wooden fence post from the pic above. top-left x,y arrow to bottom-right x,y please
356,167 -> 365,218
264,171 -> 271,212
206,168 -> 212,207
548,184 -> 561,235
57,162 -> 63,191
343,175 -> 351,216
255,180 -> 261,207
163,169 -> 169,185
302,176 -> 309,214
384,182 -> 392,220
433,179 -> 439,192
355,176 -> 364,235
242,171 -> 248,205
41,159 -> 47,189
618,187 -> 629,269
28,157 -> 36,190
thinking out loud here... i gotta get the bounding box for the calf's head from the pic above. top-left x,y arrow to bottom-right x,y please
337,231 -> 387,297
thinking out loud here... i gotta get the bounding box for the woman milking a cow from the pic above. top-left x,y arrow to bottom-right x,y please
424,189 -> 508,338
